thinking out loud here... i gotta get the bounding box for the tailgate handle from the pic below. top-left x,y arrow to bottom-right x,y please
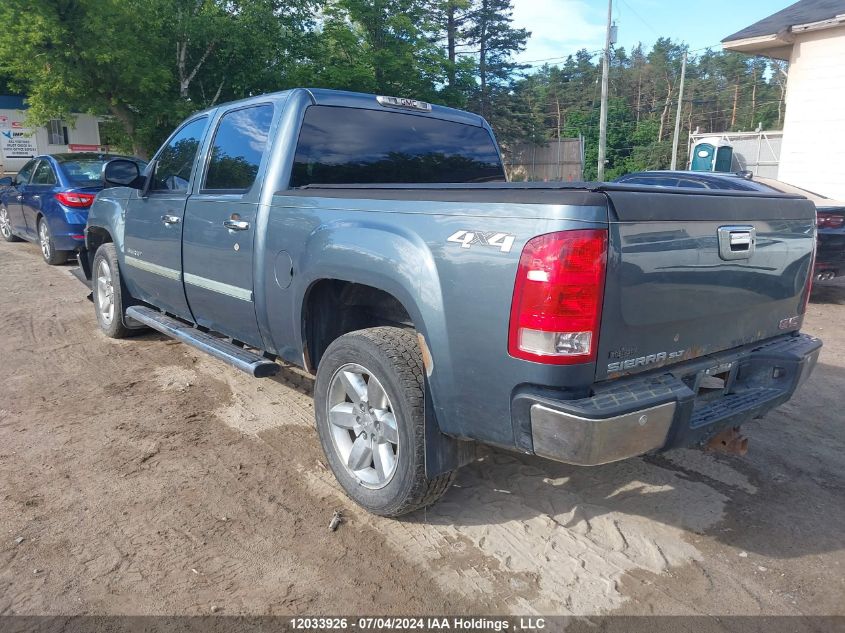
718,225 -> 756,260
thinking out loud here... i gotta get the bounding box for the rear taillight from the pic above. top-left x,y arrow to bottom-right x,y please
508,229 -> 608,364
56,192 -> 95,208
817,212 -> 844,229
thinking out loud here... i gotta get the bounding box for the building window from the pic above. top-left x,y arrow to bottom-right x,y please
47,120 -> 68,145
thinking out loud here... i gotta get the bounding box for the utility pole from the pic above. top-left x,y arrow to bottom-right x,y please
597,0 -> 613,181
670,51 -> 688,170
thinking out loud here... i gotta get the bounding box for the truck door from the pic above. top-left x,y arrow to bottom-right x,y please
182,103 -> 275,348
122,117 -> 208,320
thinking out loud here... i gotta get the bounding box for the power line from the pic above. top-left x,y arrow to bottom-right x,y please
517,48 -> 604,67
617,0 -> 660,39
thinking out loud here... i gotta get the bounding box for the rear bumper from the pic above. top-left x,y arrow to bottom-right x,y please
51,222 -> 86,252
515,333 -> 822,466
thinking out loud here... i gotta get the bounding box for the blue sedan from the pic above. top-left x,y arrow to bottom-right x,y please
0,153 -> 146,264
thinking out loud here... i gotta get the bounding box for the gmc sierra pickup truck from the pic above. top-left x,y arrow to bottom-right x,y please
80,88 -> 822,517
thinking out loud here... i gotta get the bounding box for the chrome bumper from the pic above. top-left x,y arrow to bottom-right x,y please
530,401 -> 676,466
522,333 -> 822,467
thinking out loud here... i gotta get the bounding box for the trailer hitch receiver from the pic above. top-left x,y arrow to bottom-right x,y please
705,426 -> 748,456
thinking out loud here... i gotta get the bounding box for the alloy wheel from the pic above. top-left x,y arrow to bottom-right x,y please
0,207 -> 11,239
96,258 -> 115,325
327,363 -> 400,489
39,220 -> 50,260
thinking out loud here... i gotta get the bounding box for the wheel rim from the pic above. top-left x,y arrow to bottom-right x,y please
327,363 -> 400,489
95,258 -> 115,325
0,207 -> 10,238
39,220 -> 50,260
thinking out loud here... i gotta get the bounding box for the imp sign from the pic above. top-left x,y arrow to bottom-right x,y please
1,129 -> 37,158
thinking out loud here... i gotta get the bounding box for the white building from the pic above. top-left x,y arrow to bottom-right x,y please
723,0 -> 845,200
0,96 -> 104,175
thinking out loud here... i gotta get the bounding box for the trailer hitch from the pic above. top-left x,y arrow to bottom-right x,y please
705,426 -> 748,456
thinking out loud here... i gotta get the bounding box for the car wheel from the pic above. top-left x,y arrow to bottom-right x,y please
314,326 -> 455,517
0,206 -> 21,242
38,217 -> 69,265
92,243 -> 131,338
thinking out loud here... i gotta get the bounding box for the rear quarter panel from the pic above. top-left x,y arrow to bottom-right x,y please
263,194 -> 609,449
85,187 -> 132,257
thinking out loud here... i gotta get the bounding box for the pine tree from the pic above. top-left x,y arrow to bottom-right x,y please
464,0 -> 528,120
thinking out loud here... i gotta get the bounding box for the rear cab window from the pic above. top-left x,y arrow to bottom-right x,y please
290,106 -> 505,187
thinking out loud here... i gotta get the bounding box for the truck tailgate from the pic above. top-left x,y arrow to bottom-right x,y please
596,188 -> 816,381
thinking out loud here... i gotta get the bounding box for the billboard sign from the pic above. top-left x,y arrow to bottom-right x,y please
1,128 -> 37,158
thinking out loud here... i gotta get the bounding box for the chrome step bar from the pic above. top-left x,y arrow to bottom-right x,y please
126,305 -> 280,378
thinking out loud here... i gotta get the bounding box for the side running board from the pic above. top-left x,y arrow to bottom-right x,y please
126,305 -> 280,378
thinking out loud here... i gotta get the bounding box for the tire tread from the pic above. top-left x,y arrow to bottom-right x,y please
322,326 -> 455,517
92,243 -> 132,339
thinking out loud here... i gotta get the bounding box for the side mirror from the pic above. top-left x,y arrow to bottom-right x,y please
0,176 -> 12,186
103,159 -> 142,189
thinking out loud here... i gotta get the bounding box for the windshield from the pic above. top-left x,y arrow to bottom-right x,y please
60,158 -> 145,186
291,106 -> 505,186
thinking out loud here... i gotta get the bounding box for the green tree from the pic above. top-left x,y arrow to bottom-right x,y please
464,0 -> 528,121
0,0 -> 313,157
317,0 -> 447,100
0,0 -> 171,156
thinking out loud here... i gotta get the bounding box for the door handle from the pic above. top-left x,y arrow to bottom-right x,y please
717,225 -> 756,260
16,195 -> 22,201
32,195 -> 40,200
223,218 -> 250,231
161,214 -> 181,225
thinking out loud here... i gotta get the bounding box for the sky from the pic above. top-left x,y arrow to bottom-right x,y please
511,0 -> 797,68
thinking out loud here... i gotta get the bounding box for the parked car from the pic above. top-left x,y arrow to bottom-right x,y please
80,89 -> 820,517
0,153 -> 146,265
753,177 -> 845,281
615,170 -> 845,280
613,170 -> 762,191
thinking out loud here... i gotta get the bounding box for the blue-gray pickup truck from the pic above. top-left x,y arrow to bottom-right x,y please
80,88 -> 822,516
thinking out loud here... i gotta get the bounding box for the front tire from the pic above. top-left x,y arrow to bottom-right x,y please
92,243 -> 132,338
38,217 -> 69,265
0,205 -> 21,242
314,326 -> 455,517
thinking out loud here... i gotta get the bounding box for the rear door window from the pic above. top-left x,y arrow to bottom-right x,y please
291,106 -> 504,186
152,117 -> 208,192
203,104 -> 274,192
677,179 -> 707,189
626,176 -> 680,187
31,160 -> 57,185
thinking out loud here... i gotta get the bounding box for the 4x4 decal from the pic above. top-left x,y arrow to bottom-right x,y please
446,230 -> 516,253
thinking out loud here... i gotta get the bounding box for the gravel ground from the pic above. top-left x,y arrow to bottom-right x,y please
1,238 -> 843,621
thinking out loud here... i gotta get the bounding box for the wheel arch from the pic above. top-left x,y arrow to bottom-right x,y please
301,278 -> 417,372
298,271 -> 472,478
82,225 -> 114,281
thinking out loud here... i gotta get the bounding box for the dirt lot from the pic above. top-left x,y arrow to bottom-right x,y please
1,238 -> 844,619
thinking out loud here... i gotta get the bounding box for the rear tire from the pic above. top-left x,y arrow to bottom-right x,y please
38,217 -> 69,265
92,243 -> 132,339
0,205 -> 21,242
314,326 -> 455,517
